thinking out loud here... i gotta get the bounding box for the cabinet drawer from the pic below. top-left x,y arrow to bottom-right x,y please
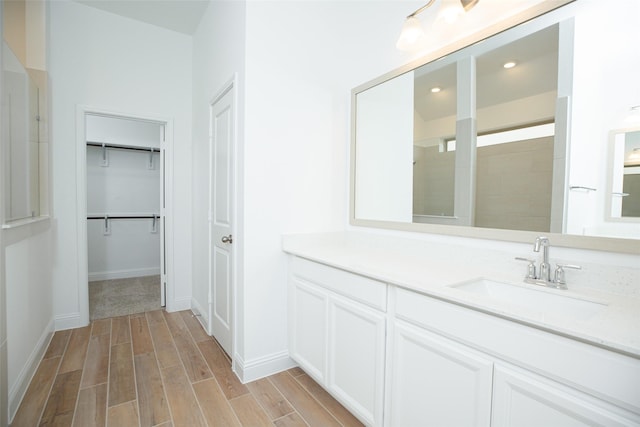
395,287 -> 640,415
290,256 -> 387,311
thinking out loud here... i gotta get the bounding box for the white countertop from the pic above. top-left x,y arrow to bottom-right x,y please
282,231 -> 640,358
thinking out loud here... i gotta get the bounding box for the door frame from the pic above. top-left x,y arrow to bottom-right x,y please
75,105 -> 174,326
208,75 -> 238,361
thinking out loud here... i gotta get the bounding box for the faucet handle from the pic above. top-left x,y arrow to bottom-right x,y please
515,257 -> 537,279
553,263 -> 582,289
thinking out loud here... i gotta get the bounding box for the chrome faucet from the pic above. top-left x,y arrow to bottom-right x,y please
533,236 -> 551,282
515,236 -> 581,289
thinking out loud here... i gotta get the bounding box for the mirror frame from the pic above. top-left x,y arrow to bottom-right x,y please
606,126 -> 640,224
349,0 -> 640,254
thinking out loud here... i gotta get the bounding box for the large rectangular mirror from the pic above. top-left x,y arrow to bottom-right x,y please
608,128 -> 640,220
2,41 -> 42,223
350,1 -> 640,253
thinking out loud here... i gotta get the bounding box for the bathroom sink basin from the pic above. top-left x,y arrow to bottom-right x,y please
449,278 -> 607,320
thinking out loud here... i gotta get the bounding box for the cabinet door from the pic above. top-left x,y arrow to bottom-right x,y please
289,278 -> 328,383
387,320 -> 493,427
328,296 -> 386,426
492,364 -> 639,427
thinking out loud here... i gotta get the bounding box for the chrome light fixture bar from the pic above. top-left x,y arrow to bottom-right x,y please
396,0 -> 480,50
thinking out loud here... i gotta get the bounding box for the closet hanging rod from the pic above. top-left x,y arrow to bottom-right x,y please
86,141 -> 160,153
87,214 -> 159,220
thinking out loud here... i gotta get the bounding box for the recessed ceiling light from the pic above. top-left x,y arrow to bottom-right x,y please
431,87 -> 442,93
503,61 -> 517,69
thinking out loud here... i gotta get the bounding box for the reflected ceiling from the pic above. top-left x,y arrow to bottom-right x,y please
414,25 -> 559,123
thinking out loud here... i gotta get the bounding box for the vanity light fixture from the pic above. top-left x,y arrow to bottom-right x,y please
396,0 -> 480,51
503,61 -> 517,69
431,87 -> 442,93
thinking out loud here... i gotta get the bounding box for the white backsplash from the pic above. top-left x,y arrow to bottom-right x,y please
344,228 -> 640,298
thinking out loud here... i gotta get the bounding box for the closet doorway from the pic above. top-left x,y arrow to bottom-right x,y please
81,112 -> 169,321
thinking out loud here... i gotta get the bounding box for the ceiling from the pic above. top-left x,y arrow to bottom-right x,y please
72,0 -> 210,35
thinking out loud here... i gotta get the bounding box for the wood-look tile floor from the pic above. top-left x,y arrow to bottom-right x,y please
11,310 -> 364,427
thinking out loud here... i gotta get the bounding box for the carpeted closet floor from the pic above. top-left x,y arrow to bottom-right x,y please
89,275 -> 161,320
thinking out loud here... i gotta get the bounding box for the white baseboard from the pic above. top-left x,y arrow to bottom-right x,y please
88,267 -> 160,282
234,350 -> 297,384
190,299 -> 209,334
8,318 -> 54,423
54,312 -> 84,331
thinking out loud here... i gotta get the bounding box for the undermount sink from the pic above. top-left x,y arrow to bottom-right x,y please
449,278 -> 607,320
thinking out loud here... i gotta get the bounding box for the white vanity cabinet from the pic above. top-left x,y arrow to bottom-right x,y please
286,254 -> 640,427
288,257 -> 387,426
290,278 -> 328,382
492,363 -> 636,426
392,287 -> 640,427
387,319 -> 493,427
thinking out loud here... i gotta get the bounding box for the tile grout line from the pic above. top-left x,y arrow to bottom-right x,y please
104,316 -> 120,427
66,321 -> 95,426
264,374 -> 311,427
180,309 -> 245,426
33,330 -> 72,426
242,380 -> 301,426
104,315 -> 124,426
128,315 -> 143,427
165,310 -> 228,426
144,310 -> 176,426
162,310 -> 208,425
70,325 -> 89,427
287,370 -> 347,427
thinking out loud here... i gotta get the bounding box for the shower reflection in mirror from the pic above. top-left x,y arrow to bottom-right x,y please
609,129 -> 640,219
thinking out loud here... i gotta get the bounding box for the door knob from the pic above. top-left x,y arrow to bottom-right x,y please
221,234 -> 233,244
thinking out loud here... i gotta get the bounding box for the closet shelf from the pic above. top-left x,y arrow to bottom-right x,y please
86,141 -> 160,153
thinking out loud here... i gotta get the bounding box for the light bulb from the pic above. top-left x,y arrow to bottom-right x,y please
439,1 -> 464,24
396,16 -> 425,50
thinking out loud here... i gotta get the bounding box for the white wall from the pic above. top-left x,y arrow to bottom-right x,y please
1,1 -> 54,424
355,71 -> 414,222
189,0 -> 559,383
49,0 -> 193,328
5,223 -> 54,420
566,0 -> 640,238
191,0 -> 248,372
214,0 -> 639,383
236,0 -> 416,380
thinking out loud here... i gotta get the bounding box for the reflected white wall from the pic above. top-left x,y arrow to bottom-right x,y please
355,72 -> 414,223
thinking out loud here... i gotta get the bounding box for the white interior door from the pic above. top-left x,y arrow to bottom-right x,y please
209,85 -> 235,356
